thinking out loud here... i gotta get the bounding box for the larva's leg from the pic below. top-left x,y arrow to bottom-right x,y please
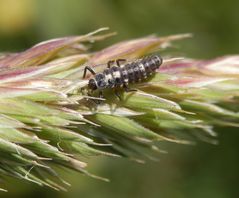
99,91 -> 103,98
123,84 -> 137,92
92,90 -> 103,104
107,60 -> 115,68
114,90 -> 122,100
83,66 -> 96,78
116,59 -> 126,67
90,91 -> 103,105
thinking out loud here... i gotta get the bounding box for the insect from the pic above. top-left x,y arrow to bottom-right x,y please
83,55 -> 163,100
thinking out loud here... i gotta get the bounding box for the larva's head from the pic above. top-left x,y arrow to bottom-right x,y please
88,73 -> 107,91
88,78 -> 97,90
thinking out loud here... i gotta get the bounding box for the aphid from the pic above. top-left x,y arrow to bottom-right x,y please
83,55 -> 163,99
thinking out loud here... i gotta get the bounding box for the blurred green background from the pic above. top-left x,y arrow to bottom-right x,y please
0,0 -> 239,197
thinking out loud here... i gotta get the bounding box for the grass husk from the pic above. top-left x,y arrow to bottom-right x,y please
0,28 -> 238,191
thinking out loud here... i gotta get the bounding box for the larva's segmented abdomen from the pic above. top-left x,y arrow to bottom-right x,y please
126,55 -> 163,83
88,55 -> 163,90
